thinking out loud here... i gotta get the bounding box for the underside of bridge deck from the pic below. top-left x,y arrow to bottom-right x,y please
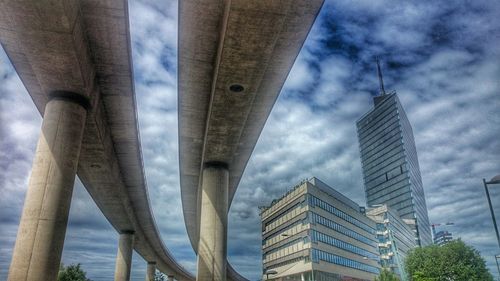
178,1 -> 324,280
0,1 -> 192,280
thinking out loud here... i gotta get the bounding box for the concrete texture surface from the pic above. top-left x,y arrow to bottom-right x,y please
7,98 -> 87,281
114,232 -> 135,281
178,1 -> 324,280
197,166 -> 229,281
0,1 -> 192,280
146,262 -> 156,281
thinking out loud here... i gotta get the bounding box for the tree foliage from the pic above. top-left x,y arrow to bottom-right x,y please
155,271 -> 167,281
375,269 -> 400,281
405,239 -> 493,281
58,263 -> 92,281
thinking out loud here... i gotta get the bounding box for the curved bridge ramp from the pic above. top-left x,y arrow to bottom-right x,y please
0,1 -> 193,280
178,1 -> 324,280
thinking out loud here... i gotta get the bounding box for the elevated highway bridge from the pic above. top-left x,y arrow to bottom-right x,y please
0,0 -> 323,280
178,1 -> 323,280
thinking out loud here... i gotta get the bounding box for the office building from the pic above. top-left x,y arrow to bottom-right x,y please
367,204 -> 417,281
433,231 -> 453,246
356,61 -> 432,246
260,177 -> 380,281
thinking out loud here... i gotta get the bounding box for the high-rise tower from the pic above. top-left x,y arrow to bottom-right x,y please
356,60 -> 432,246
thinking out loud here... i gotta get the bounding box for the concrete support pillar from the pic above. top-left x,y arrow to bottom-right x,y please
197,162 -> 229,281
7,92 -> 89,281
167,275 -> 174,281
114,231 -> 135,281
145,262 -> 156,281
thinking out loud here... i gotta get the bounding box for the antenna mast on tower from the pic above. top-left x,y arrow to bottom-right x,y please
376,57 -> 386,96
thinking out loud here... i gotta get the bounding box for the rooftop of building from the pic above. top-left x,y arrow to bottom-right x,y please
260,177 -> 363,215
366,204 -> 391,216
259,178 -> 308,214
435,230 -> 453,236
356,91 -> 398,125
365,204 -> 412,221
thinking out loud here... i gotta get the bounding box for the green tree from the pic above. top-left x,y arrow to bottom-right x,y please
405,239 -> 493,281
58,263 -> 92,281
155,271 -> 168,281
375,269 -> 400,281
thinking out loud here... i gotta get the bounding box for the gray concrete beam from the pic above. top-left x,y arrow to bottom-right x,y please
7,95 -> 88,281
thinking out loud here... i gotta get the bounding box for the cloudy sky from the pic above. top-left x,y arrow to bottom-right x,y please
1,0 -> 500,280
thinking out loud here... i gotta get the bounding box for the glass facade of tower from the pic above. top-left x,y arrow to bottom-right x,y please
356,93 -> 432,246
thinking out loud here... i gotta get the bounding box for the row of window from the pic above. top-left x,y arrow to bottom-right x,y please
392,230 -> 416,249
308,195 -> 375,234
397,206 -> 417,219
265,256 -> 306,271
368,160 -> 405,184
311,249 -> 380,274
311,230 -> 378,259
357,96 -> 397,137
263,220 -> 303,247
358,113 -> 400,151
387,212 -> 413,235
264,237 -> 303,256
262,184 -> 305,218
362,146 -> 405,177
310,212 -> 377,247
366,175 -> 409,198
359,116 -> 400,155
264,201 -> 302,228
362,139 -> 404,177
369,188 -> 413,209
264,203 -> 305,233
376,232 -> 412,256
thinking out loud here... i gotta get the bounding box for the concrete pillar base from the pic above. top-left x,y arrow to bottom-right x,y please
196,163 -> 229,281
145,262 -> 156,281
114,231 -> 135,281
7,93 -> 88,281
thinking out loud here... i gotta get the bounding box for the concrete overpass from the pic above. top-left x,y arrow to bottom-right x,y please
178,1 -> 324,280
0,1 -> 192,280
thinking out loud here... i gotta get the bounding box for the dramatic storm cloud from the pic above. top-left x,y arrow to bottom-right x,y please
1,0 -> 499,280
